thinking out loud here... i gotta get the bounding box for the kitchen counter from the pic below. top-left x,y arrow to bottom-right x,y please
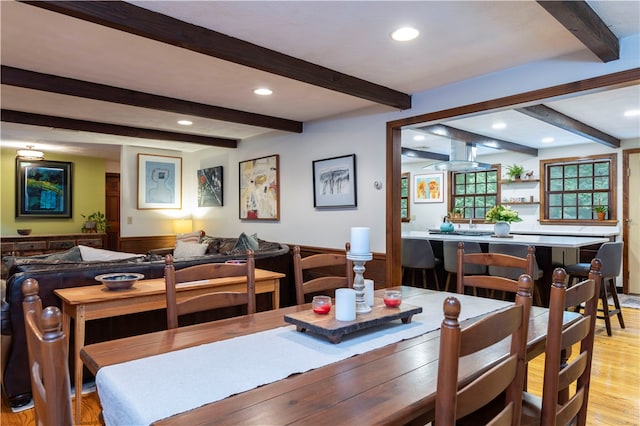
403,230 -> 609,248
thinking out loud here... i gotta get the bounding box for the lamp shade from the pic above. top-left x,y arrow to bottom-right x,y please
173,219 -> 193,235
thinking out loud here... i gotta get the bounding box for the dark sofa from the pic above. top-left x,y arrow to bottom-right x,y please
1,238 -> 289,407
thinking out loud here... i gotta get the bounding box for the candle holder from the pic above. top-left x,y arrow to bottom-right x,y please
347,251 -> 373,314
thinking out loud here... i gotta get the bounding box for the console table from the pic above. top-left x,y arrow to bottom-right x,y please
55,268 -> 285,424
0,233 -> 106,257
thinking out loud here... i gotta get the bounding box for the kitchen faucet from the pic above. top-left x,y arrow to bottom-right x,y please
469,216 -> 476,229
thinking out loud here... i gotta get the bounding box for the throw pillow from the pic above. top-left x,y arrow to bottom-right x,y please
232,232 -> 259,253
201,236 -> 221,254
217,238 -> 238,255
173,240 -> 208,259
41,246 -> 83,262
175,230 -> 203,244
79,245 -> 143,262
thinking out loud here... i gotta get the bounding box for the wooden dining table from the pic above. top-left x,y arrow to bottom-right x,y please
81,286 -> 578,425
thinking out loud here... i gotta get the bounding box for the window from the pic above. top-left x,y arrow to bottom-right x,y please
541,154 -> 616,223
401,172 -> 410,222
450,167 -> 500,221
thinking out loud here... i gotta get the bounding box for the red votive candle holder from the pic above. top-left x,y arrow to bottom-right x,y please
383,290 -> 402,308
312,295 -> 332,314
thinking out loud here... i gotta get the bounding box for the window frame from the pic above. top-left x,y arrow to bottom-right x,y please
539,153 -> 617,225
448,165 -> 501,223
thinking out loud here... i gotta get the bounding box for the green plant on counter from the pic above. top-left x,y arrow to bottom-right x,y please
506,164 -> 525,180
81,211 -> 108,233
485,205 -> 523,223
592,205 -> 608,213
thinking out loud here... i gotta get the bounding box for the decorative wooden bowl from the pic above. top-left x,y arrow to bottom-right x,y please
95,273 -> 144,291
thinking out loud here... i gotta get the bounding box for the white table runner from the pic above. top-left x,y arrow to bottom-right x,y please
96,292 -> 510,425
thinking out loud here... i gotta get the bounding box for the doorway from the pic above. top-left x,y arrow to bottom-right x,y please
623,149 -> 640,294
105,173 -> 120,251
385,70 -> 640,287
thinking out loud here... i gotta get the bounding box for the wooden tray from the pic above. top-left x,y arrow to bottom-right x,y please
284,298 -> 422,343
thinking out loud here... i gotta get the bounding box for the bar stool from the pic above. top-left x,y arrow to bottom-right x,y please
565,241 -> 625,336
443,241 -> 485,292
402,238 -> 441,290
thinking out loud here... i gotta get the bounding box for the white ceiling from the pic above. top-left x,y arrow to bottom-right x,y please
1,1 -> 639,162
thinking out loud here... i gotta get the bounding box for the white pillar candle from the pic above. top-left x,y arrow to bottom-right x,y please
350,227 -> 370,255
335,288 -> 356,321
364,279 -> 375,307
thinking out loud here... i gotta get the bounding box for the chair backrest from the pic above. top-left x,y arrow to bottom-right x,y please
22,278 -> 73,426
443,241 -> 485,275
164,251 -> 256,329
293,243 -> 352,305
435,274 -> 533,425
457,242 -> 536,295
402,238 -> 437,269
488,243 -> 542,280
539,260 -> 601,426
595,241 -> 623,277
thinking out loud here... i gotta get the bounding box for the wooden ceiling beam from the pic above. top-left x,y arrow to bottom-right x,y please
418,124 -> 539,156
537,1 -> 619,62
1,110 -> 238,148
22,1 -> 411,110
401,148 -> 449,161
516,104 -> 620,148
1,66 -> 302,134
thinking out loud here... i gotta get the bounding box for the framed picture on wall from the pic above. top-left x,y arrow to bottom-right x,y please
239,154 -> 280,220
312,154 -> 357,208
16,159 -> 73,218
137,154 -> 182,209
197,166 -> 223,207
413,173 -> 444,203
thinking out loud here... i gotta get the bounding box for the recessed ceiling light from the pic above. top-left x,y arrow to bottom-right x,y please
254,88 -> 273,96
542,137 -> 554,143
391,27 -> 419,42
177,120 -> 193,126
624,109 -> 640,117
492,122 -> 506,130
413,135 -> 426,141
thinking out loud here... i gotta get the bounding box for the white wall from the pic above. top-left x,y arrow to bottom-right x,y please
119,33 -> 639,253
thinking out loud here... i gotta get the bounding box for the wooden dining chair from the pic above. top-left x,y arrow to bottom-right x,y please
22,278 -> 73,426
456,242 -> 541,305
293,244 -> 353,305
435,274 -> 533,426
164,251 -> 256,329
520,259 -> 602,426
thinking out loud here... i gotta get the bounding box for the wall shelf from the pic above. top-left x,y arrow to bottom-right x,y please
500,179 -> 539,184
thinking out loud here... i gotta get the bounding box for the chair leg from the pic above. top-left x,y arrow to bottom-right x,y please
600,280 -> 613,336
608,278 -> 625,329
421,269 -> 427,289
433,269 -> 440,291
444,272 -> 452,292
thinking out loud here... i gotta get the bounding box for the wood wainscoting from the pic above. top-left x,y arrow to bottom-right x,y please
119,235 -> 176,254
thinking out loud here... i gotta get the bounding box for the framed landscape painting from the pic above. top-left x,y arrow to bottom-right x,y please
16,159 -> 72,218
239,154 -> 280,220
312,154 -> 357,208
413,173 -> 444,203
137,154 -> 182,209
197,166 -> 223,207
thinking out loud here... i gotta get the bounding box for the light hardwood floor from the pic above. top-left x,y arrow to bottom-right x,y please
2,307 -> 638,425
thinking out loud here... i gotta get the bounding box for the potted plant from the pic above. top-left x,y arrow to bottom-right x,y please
485,204 -> 522,236
506,164 -> 525,180
593,205 -> 608,221
82,211 -> 108,233
450,208 -> 462,219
